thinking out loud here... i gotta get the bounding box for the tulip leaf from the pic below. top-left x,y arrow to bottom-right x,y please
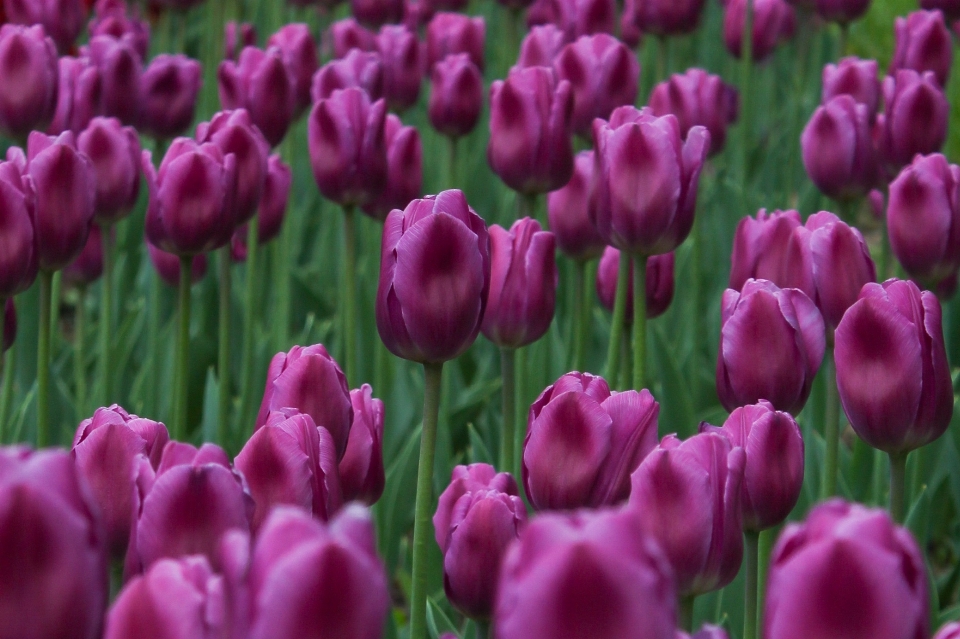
940,603 -> 960,625
377,423 -> 422,574
426,596 -> 458,639
467,423 -> 493,465
200,367 -> 218,447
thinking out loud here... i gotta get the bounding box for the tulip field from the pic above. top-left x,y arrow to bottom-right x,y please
4,0 -> 960,637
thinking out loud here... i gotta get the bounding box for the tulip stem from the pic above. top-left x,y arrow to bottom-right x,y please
632,255 -> 648,390
744,530 -> 760,639
838,23 -> 849,58
0,342 -> 14,443
476,620 -> 490,639
757,527 -> 774,629
889,451 -> 908,523
500,347 -> 516,474
37,270 -> 53,448
821,346 -> 840,500
411,361 -> 444,639
146,272 -> 162,417
75,286 -> 87,420
174,256 -> 192,441
445,137 -> 459,191
240,220 -> 260,435
572,260 -> 591,372
274,137 -> 294,355
679,594 -> 696,632
218,247 -> 232,446
99,224 -> 114,406
605,253 -> 630,384
739,0 -> 754,198
342,205 -> 359,386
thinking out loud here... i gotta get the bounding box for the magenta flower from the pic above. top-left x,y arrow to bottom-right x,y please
137,54 -> 201,141
218,46 -> 296,147
339,384 -> 385,504
78,117 -> 142,224
596,247 -> 675,320
649,68 -> 739,156
546,150 -> 606,262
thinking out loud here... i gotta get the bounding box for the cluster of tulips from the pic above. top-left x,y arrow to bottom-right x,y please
1,0 -> 960,637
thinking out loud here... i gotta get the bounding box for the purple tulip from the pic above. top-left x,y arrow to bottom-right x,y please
717,279 -> 825,414
224,21 -> 257,62
495,508 -> 676,639
311,49 -> 384,103
620,0 -> 644,47
309,87 -> 388,208
728,209 -> 805,292
377,190 -> 490,363
326,18 -> 377,59
137,54 -> 202,140
516,24 -> 567,68
0,152 -> 38,298
267,24 -> 317,117
891,10 -> 953,87
426,12 -> 485,71
219,46 -> 296,148
48,55 -> 102,136
921,0 -> 960,20
361,113 -> 422,221
935,623 -> 960,639
814,0 -> 870,24
0,25 -> 59,140
88,0 -> 150,61
429,53 -> 484,139
87,35 -> 141,125
834,279 -> 953,454
625,0 -> 707,36
245,505 -> 390,639
352,0 -> 405,28
821,57 -> 880,117
256,343 -> 353,459
526,0 -> 617,41
592,106 -> 709,256
628,431 -> 745,596
433,464 -> 526,620
235,408 -> 343,531
105,556 -> 224,639
523,372 -> 659,510
143,137 -> 238,256
676,626 -> 730,639
703,402 -> 803,532
147,240 -> 207,287
649,68 -> 739,156
63,223 -> 106,286
723,0 -> 796,62
597,247 -> 675,320
4,0 -> 85,54
764,500 -> 928,639
878,69 -> 948,171
546,150 -> 605,261
376,25 -> 421,112
339,384 -> 385,504
78,117 -> 141,223
802,95 -> 878,200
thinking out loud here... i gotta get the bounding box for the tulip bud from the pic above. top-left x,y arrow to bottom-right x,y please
620,0 -> 644,48
49,55 -> 103,136
267,24 -> 318,117
78,117 -> 141,224
526,0 -> 617,41
516,24 -> 567,68
143,138 -> 238,256
495,508 -> 677,639
835,279 -> 953,454
224,21 -> 257,62
629,431 -> 745,596
935,623 -> 960,639
765,500 -> 928,639
219,46 -> 296,148
728,209 -> 806,293
339,385 -> 385,504
625,0 -> 707,36
649,68 -> 739,156
433,464 -> 526,619
137,54 -> 202,140
488,66 -> 574,194
546,150 -> 605,261
246,506 -> 390,639
0,447 -> 108,639
311,49 -> 384,102
597,247 -> 675,320
376,25 -> 421,112
717,279 -> 825,414
147,241 -> 208,287
236,408 -> 343,531
822,57 -> 880,118
592,106 -> 709,256
89,0 -> 150,61
105,556 -> 224,639
309,87 -> 388,208
814,0 -> 870,24
361,113 -> 422,221
723,0 -> 796,62
428,53 -> 484,139
0,153 -> 38,299
426,12 -> 485,71
326,18 -> 377,59
802,95 -> 878,200
63,224 -> 106,286
87,35 -> 141,125
878,69 -> 948,171
352,0 -> 405,28
256,343 -> 353,459
4,0 -> 85,54
891,10 -> 952,87
377,190 -> 490,363
0,25 -> 59,140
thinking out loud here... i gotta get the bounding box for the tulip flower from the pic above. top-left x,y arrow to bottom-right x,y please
246,506 -> 390,639
887,153 -> 960,289
716,279 -> 825,414
891,10 -> 952,87
63,224 -> 105,286
516,24 -> 567,68
495,508 -> 677,639
311,49 -> 384,102
426,12 -> 485,71
822,57 -> 880,118
267,24 -> 317,117
624,0 -> 707,36
87,35 -> 141,126
147,241 -> 208,286
429,53 -> 484,140
352,0 -> 405,28
196,109 -> 269,225
88,0 -> 150,61
0,152 -> 38,299
361,113 -> 422,221
935,623 -> 960,639
878,69 -> 948,171
137,54 -> 202,141
597,248 -> 675,320
219,46 -> 296,148
802,97 -> 877,201
78,117 -> 141,224
526,0 -> 617,41
0,25 -> 59,140
433,464 -> 526,620
676,626 -> 730,639
339,385 -> 385,504
723,0 -> 796,62
376,25 -> 421,112
649,69 -> 739,156
764,500 -> 928,639
224,21 -> 257,62
326,18 -> 376,59
48,55 -> 102,136
728,209 -> 804,292
4,0 -> 85,54
547,150 -> 606,262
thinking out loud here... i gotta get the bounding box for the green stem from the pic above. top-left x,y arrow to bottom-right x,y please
838,23 -> 849,58
619,327 -> 631,392
500,347 -> 516,474
632,255 -> 648,390
822,345 -> 840,500
604,253 -> 630,383
146,271 -> 162,417
50,271 -> 61,348
656,36 -> 667,83
0,341 -> 14,443
410,361 -> 444,639
274,137 -> 294,354
342,205 -> 358,385
785,11 -> 813,204
445,136 -> 458,191
690,211 -> 703,403
757,527 -> 774,630
75,286 -> 87,420
174,256 -> 192,441
572,260 -> 590,372
0,305 -> 6,436
218,247 -> 232,447
889,451 -> 908,523
744,530 -> 760,639
98,224 -> 114,405
740,0 -> 755,197
240,220 -> 259,434
37,271 -> 53,447
514,347 -> 526,470
879,220 -> 891,280
476,620 -> 490,639
679,594 -> 696,632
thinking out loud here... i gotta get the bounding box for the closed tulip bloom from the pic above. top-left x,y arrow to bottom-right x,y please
0,447 -> 108,639
361,113 -> 422,221
87,35 -> 141,125
377,190 -> 490,363
49,55 -> 102,136
523,372 -> 659,510
267,24 -> 317,117
717,279 -> 825,414
105,556 -> 224,639
426,13 -> 485,71
0,153 -> 38,298
256,343 -> 353,459
834,279 -> 953,454
878,70 -> 948,170
821,57 -> 880,117
311,50 -> 384,103
628,431 -> 745,595
649,68 -> 739,156
429,54 -> 484,139
309,87 -> 388,208
4,0 -> 85,54
147,241 -> 207,287
802,95 -> 878,200
224,21 -> 257,62
597,247 -> 675,320
352,0 -> 405,28
891,10 -> 952,87
63,224 -> 105,285
137,54 -> 202,140
495,508 -> 676,639
236,408 -> 343,531
219,47 -> 296,148
143,138 -> 237,256
339,385 -> 385,504
626,0 -> 707,36
723,0 -> 796,62
246,505 -> 390,639
78,117 -> 141,223
516,24 -> 567,68
935,623 -> 960,639
526,0 -> 617,41
764,500 -> 928,639
728,209 -> 806,292
813,0 -> 870,24
1,299 -> 15,352
434,463 -> 526,619
327,18 -> 377,59
592,106 -> 710,256
546,150 -> 605,261
88,0 -> 150,61
196,109 -> 269,225
376,25 -> 421,112
0,25 -> 59,140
